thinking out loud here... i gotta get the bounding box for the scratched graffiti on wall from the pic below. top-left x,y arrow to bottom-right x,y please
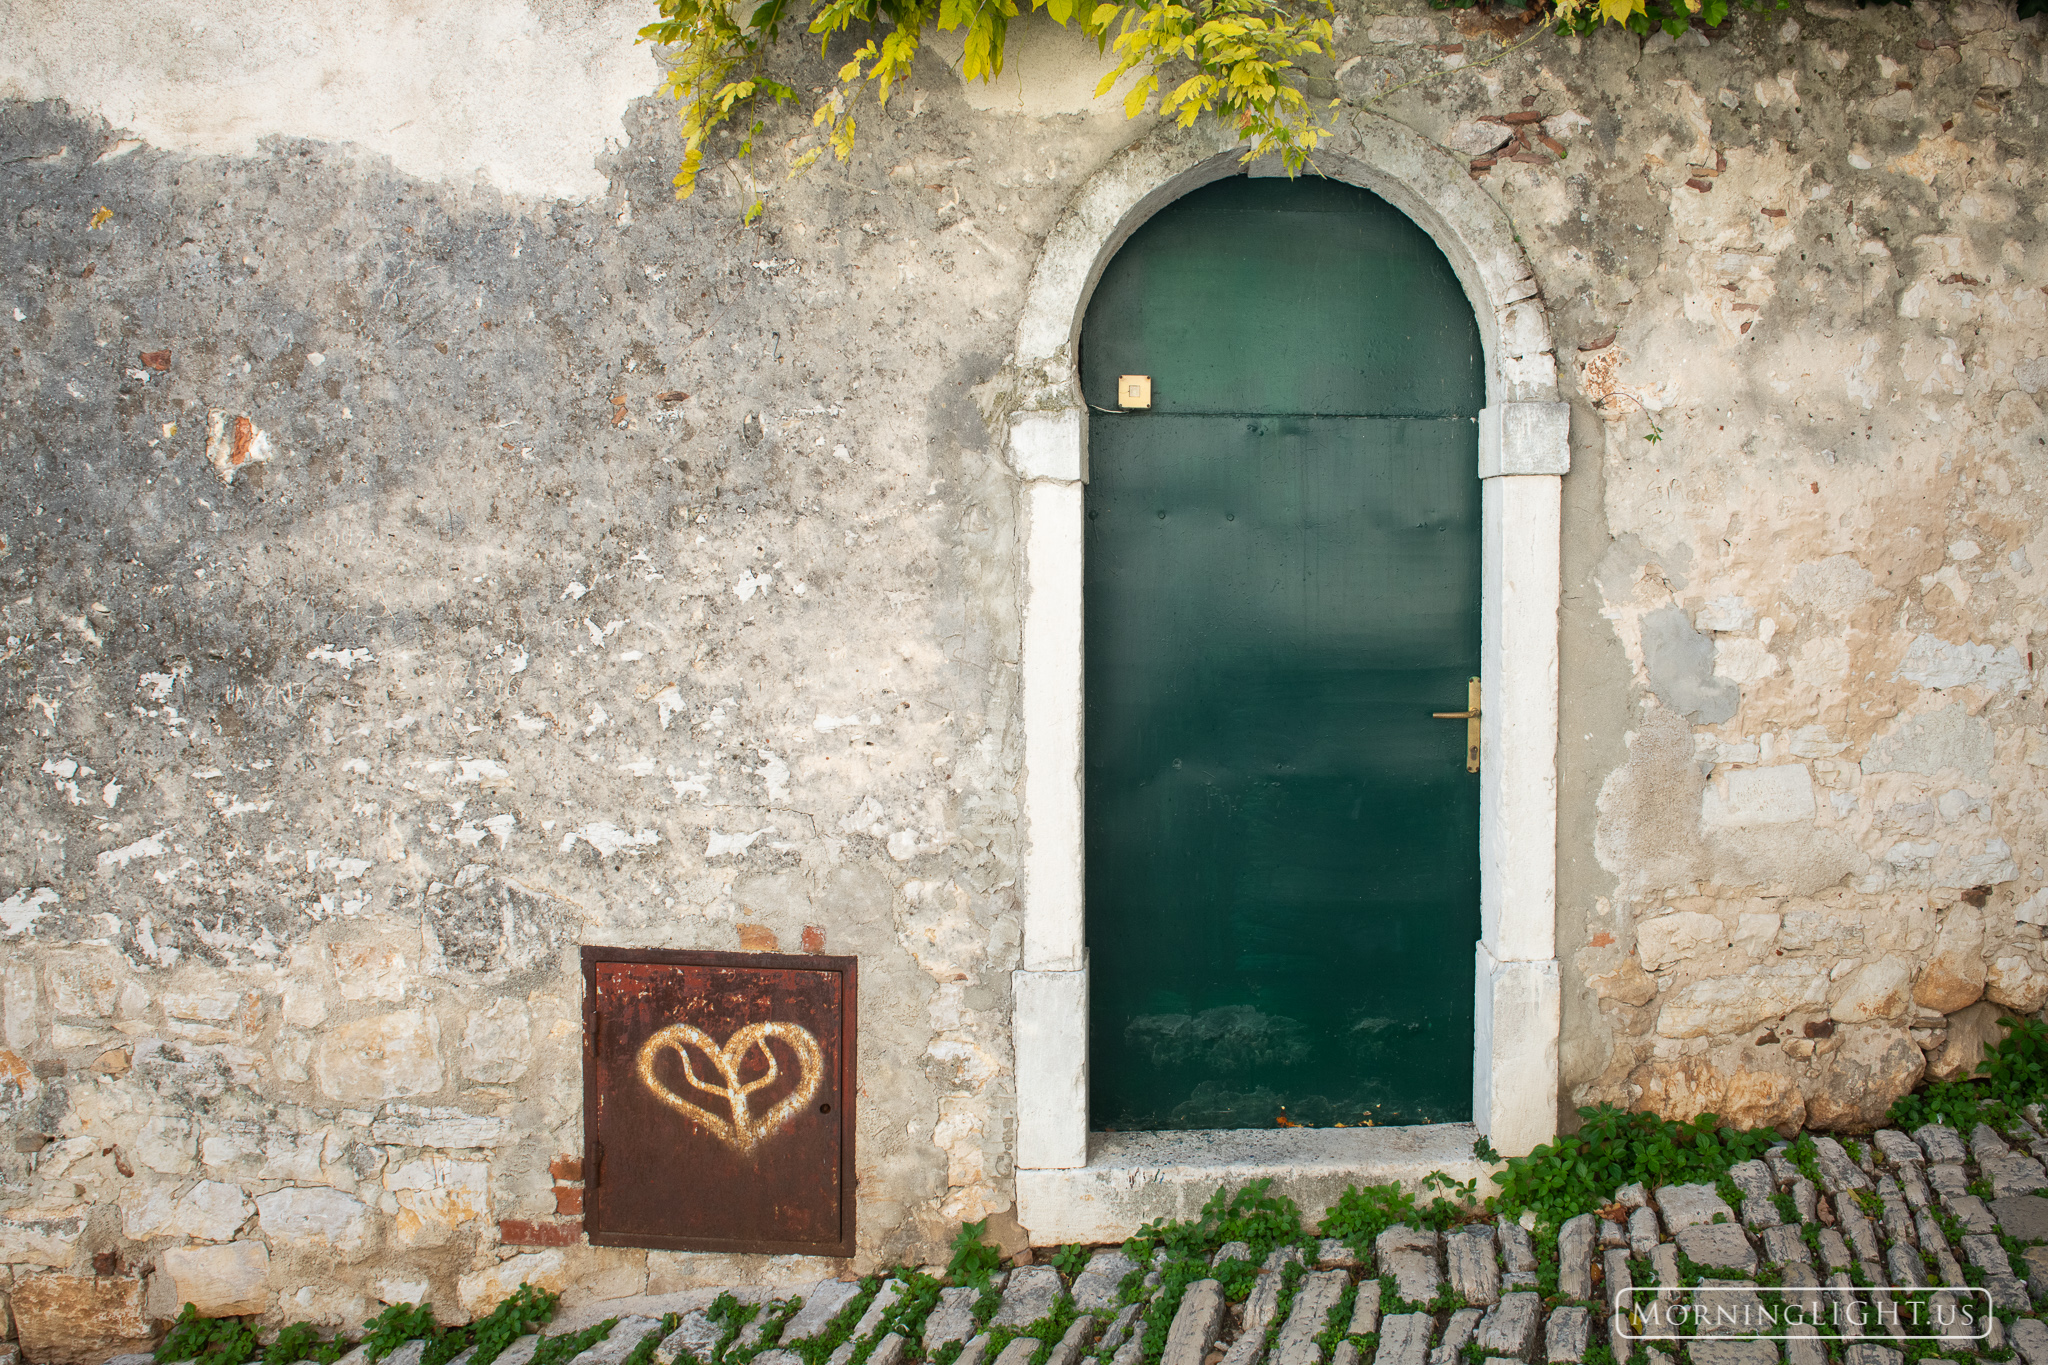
637,1020 -> 824,1154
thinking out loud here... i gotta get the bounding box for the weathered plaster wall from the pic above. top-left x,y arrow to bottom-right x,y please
1,0 -> 2046,1340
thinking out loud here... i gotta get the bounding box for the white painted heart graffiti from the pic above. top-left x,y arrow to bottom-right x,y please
635,1020 -> 824,1154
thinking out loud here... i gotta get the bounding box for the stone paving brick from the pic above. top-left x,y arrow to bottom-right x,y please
1348,1279 -> 1380,1336
1728,1161 -> 1773,1203
1044,1314 -> 1096,1365
1615,1183 -> 1648,1209
1652,1244 -> 1681,1291
1994,1195 -> 2048,1240
1779,1264 -> 1821,1315
1812,1138 -> 1870,1193
497,1341 -> 542,1365
1097,1303 -> 1142,1358
1602,1250 -> 1632,1318
1836,1205 -> 1880,1262
1782,1325 -> 1825,1365
1629,1207 -> 1661,1257
1449,1225 -> 1501,1306
992,1338 -> 1040,1365
1214,1242 -> 1252,1267
787,1282 -> 865,1342
1690,1345 -> 1779,1365
1928,1163 -> 1970,1200
572,1318 -> 662,1365
1599,1218 -> 1627,1249
1272,1271 -> 1347,1365
1474,1293 -> 1540,1362
1884,1243 -> 1927,1290
1842,1345 -> 1900,1365
1873,1131 -> 1923,1167
1917,1126 -> 1969,1165
1677,1224 -> 1756,1275
2026,1245 -> 2048,1302
1543,1307 -> 1588,1364
1076,1250 -> 1140,1311
1558,1216 -> 1595,1301
1788,1178 -> 1817,1225
1692,1280 -> 1769,1341
1317,1239 -> 1361,1270
1760,1225 -> 1808,1265
1658,1184 -> 1735,1232
1963,1235 -> 2031,1310
384,1344 -> 429,1365
1896,1164 -> 1931,1210
658,1313 -> 722,1364
1500,1220 -> 1537,1288
992,1270 -> 1056,1328
734,1313 -> 776,1353
1816,1229 -> 1851,1270
2012,1316 -> 2048,1365
1162,1281 -> 1226,1365
1329,1344 -> 1357,1365
924,1287 -> 981,1350
1874,1177 -> 1914,1248
1376,1314 -> 1435,1365
867,1336 -> 907,1365
1988,1152 -> 2048,1199
1375,1226 -> 1441,1307
1242,1268 -> 1288,1341
855,1280 -> 908,1338
1432,1307 -> 1485,1365
1767,1148 -> 1801,1186
1947,1195 -> 1998,1234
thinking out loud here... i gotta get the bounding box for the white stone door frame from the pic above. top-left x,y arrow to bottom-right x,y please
1008,117 -> 1566,1239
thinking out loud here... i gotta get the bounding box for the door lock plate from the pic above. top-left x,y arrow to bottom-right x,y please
1431,677 -> 1481,773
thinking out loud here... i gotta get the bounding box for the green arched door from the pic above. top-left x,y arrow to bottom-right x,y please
1081,175 -> 1484,1131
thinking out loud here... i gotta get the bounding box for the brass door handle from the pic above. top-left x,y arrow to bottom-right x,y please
1431,677 -> 1481,773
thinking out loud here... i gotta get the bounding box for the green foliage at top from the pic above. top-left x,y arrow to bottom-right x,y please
1889,1016 -> 2048,1136
1490,1105 -> 1775,1230
158,1305 -> 263,1365
948,1217 -> 1006,1288
640,0 -> 1334,213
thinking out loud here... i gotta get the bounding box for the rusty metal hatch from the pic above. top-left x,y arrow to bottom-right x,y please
582,947 -> 856,1256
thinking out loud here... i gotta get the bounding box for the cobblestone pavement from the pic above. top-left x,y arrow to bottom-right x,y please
74,1119 -> 2048,1365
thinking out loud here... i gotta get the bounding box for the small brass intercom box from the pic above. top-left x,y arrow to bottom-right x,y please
1117,375 -> 1152,409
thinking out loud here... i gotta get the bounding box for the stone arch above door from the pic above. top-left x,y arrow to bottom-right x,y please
1004,114 -> 1569,1239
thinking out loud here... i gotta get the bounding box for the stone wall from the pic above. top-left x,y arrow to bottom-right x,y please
0,0 -> 2045,1340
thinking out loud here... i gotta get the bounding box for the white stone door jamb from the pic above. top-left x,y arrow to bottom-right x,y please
1008,119 -> 1566,1238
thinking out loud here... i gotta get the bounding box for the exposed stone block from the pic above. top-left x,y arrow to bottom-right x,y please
162,1241 -> 270,1317
11,1275 -> 151,1365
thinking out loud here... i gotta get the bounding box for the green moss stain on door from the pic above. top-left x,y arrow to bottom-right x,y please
1081,176 -> 1484,1131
